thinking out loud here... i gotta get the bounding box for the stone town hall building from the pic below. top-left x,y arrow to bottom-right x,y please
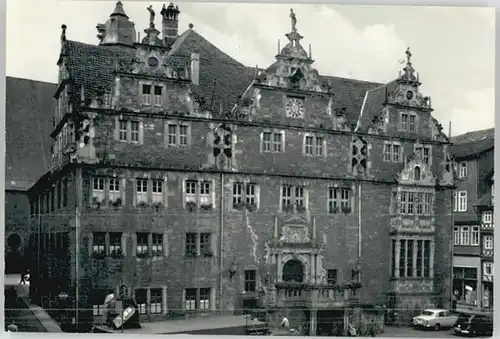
28,1 -> 455,334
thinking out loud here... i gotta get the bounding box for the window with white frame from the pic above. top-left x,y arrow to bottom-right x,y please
304,135 -> 325,156
484,262 -> 493,276
136,179 -> 148,204
141,84 -> 152,105
484,235 -> 493,249
185,232 -> 212,257
454,191 -> 458,212
199,288 -> 210,310
422,146 -> 431,165
135,289 -> 147,315
153,86 -> 163,106
117,119 -> 142,143
483,211 -> 493,224
92,232 -> 106,257
453,227 -> 460,245
281,184 -> 307,212
232,182 -> 258,209
400,112 -> 417,132
328,187 -> 352,213
150,288 -> 163,314
459,162 -> 467,178
152,179 -> 163,205
136,232 -> 149,257
166,123 -> 190,146
108,232 -> 122,257
93,177 -> 105,204
109,178 -> 120,204
471,226 -> 480,246
184,288 -> 197,310
383,143 -> 401,163
184,180 -> 213,209
458,191 -> 467,212
460,226 -> 470,245
152,233 -> 163,257
262,131 -> 284,153
391,238 -> 432,278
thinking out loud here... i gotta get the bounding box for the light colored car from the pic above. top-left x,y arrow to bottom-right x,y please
412,309 -> 458,331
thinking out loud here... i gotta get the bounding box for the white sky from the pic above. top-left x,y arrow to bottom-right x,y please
6,1 -> 495,136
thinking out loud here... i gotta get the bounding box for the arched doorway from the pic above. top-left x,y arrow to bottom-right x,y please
5,233 -> 23,274
282,259 -> 304,283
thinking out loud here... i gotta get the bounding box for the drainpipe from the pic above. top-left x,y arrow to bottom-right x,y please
75,166 -> 82,331
219,171 -> 224,316
357,180 -> 362,327
450,186 -> 455,311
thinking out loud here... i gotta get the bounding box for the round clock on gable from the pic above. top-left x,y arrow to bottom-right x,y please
285,97 -> 305,118
148,57 -> 159,68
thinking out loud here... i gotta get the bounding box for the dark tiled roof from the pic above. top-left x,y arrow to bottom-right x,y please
6,77 -> 56,190
355,81 -> 397,133
475,192 -> 492,208
451,128 -> 494,159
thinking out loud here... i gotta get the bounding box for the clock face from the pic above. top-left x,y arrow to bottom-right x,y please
148,57 -> 159,68
285,97 -> 305,118
406,90 -> 414,100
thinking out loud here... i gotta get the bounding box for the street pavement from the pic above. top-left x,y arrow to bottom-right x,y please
382,325 -> 491,338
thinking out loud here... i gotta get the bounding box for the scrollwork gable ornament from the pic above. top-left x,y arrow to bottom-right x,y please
367,107 -> 389,135
396,152 -> 436,186
440,144 -> 455,186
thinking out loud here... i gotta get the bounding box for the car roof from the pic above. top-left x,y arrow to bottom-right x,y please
423,309 -> 448,312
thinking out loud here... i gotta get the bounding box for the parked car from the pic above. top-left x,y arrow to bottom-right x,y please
412,309 -> 458,331
453,313 -> 493,337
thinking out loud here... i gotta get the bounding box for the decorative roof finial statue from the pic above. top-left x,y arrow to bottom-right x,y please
290,9 -> 297,32
405,47 -> 412,65
147,5 -> 155,27
61,24 -> 67,42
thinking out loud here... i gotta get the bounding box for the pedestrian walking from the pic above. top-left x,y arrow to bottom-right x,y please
19,269 -> 27,284
369,319 -> 376,337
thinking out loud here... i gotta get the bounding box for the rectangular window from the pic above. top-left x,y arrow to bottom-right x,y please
136,179 -> 148,204
184,288 -> 197,310
454,191 -> 458,212
424,193 -> 432,215
179,125 -> 188,145
152,233 -> 163,257
168,124 -> 177,145
185,180 -> 197,203
273,132 -> 283,152
150,288 -> 162,314
246,183 -> 256,206
422,147 -> 430,165
92,232 -> 106,257
93,177 -> 105,203
391,240 -> 396,277
328,187 -> 351,213
199,288 -> 210,310
416,193 -> 424,215
458,191 -> 467,212
391,191 -> 398,214
92,289 -> 108,316
153,86 -> 163,106
484,263 -> 493,275
62,178 -> 68,207
109,178 -> 120,204
199,181 -> 211,207
400,113 -> 408,131
383,143 -> 401,162
57,181 -> 62,209
471,226 -> 480,246
327,269 -> 337,285
305,136 -> 314,155
136,232 -> 149,257
109,232 -> 122,257
135,289 -> 147,315
407,192 -> 414,214
244,270 -> 257,292
152,180 -> 163,204
459,162 -> 467,178
392,144 -> 401,162
453,227 -> 460,245
484,235 -> 493,249
316,136 -> 324,156
142,84 -> 152,105
281,184 -> 307,212
423,240 -> 431,277
400,192 -> 407,214
461,226 -> 470,245
199,233 -> 211,257
185,233 -> 197,257
383,144 -> 392,162
409,115 -> 416,132
399,240 -> 406,277
406,240 -> 414,277
483,211 -> 493,224
262,132 -> 272,152
119,120 -> 128,141
416,240 -> 423,277
130,121 -> 139,143
233,183 -> 243,205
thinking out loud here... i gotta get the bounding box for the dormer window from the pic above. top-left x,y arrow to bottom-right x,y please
140,82 -> 164,106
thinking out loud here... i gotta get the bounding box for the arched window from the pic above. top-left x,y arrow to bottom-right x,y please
414,166 -> 421,180
282,259 -> 304,283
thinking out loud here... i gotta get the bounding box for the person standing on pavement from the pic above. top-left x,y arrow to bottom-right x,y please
19,269 -> 27,284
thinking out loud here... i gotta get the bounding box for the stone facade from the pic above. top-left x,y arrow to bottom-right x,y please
28,1 -> 454,331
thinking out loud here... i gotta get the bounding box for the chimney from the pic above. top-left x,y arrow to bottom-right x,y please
190,52 -> 200,86
161,3 -> 180,47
